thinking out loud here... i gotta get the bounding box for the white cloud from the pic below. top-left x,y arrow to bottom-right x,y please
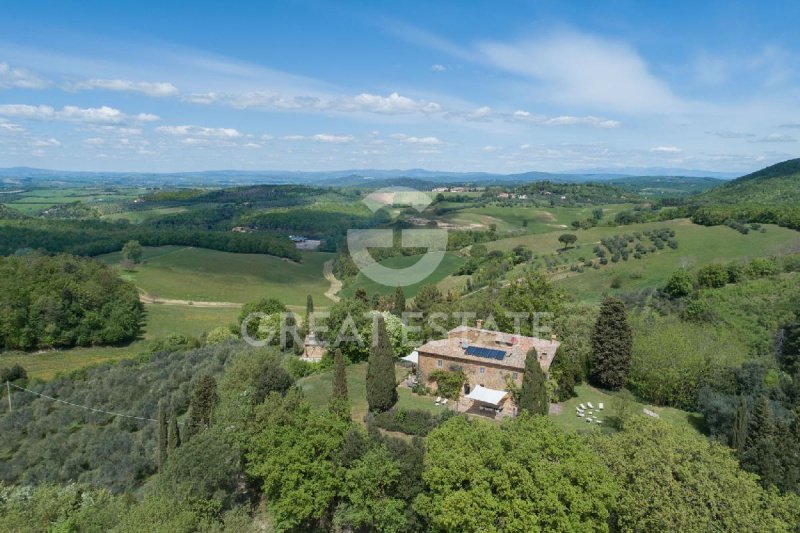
391,133 -> 442,145
30,138 -> 60,147
482,145 -> 499,152
510,110 -> 620,128
155,125 -> 243,138
280,133 -> 354,143
711,131 -> 756,139
71,78 -> 179,97
310,133 -> 354,143
650,146 -> 682,153
750,133 -> 796,143
185,90 -> 441,115
0,62 -> 49,89
431,64 -> 447,72
0,104 -> 159,124
0,119 -> 25,133
478,29 -> 681,113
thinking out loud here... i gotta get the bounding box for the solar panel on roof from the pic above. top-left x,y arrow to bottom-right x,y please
464,346 -> 506,360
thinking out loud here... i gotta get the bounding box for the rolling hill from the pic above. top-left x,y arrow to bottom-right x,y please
694,158 -> 800,205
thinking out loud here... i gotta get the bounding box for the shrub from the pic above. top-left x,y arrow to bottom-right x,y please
747,257 -> 778,278
428,369 -> 466,400
0,364 -> 27,384
663,269 -> 693,298
697,264 -> 728,288
285,357 -> 321,379
369,408 -> 455,436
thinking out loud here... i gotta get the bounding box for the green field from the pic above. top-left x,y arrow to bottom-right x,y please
102,206 -> 189,223
298,362 -> 444,423
440,204 -> 634,234
98,246 -> 333,306
486,219 -> 800,302
2,187 -> 144,215
0,304 -> 238,379
341,252 -> 464,299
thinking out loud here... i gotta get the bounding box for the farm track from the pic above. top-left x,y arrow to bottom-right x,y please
323,260 -> 342,302
138,291 -> 242,308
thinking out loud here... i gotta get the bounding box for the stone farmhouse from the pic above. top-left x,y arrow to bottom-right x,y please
415,323 -> 560,416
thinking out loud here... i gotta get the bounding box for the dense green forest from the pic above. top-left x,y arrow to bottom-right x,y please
0,253 -> 143,350
0,219 -> 301,260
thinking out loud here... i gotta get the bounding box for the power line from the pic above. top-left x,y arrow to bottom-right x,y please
6,382 -> 156,422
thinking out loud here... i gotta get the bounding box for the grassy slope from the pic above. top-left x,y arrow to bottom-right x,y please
341,252 -> 464,299
0,304 -> 239,379
298,362 -> 442,423
299,365 -> 701,436
441,204 -> 633,234
2,187 -> 144,215
486,219 -> 800,303
98,246 -> 333,306
695,158 -> 800,205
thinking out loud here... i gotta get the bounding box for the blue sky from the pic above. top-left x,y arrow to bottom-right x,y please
0,0 -> 798,173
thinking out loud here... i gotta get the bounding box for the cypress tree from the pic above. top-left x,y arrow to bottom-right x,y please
354,287 -> 368,304
741,395 -> 778,485
157,400 -> 167,468
745,395 -> 773,450
732,396 -> 748,453
366,315 -> 397,413
392,286 -> 406,317
185,374 -> 218,439
589,296 -> 633,390
305,294 -> 314,330
329,349 -> 351,421
518,348 -> 548,415
168,409 -> 181,451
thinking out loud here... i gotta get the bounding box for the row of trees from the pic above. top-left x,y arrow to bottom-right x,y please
0,219 -> 301,260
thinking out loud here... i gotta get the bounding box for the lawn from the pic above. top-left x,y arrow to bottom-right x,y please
486,219 -> 800,302
97,246 -> 334,307
341,252 -> 464,299
298,362 -> 442,423
551,384 -> 703,435
0,304 -> 239,380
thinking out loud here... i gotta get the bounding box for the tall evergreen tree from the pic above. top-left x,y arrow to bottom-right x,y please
392,286 -> 406,317
366,315 -> 397,413
354,287 -> 368,304
741,395 -> 778,486
185,374 -> 218,439
305,294 -> 314,329
732,396 -> 748,453
329,349 -> 351,421
745,395 -> 773,450
168,409 -> 181,451
157,400 -> 168,468
589,296 -> 633,390
518,348 -> 548,415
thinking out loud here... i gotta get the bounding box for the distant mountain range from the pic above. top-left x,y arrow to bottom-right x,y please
0,165 -> 741,188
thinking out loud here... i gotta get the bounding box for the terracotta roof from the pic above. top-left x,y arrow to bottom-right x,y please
417,326 -> 560,371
